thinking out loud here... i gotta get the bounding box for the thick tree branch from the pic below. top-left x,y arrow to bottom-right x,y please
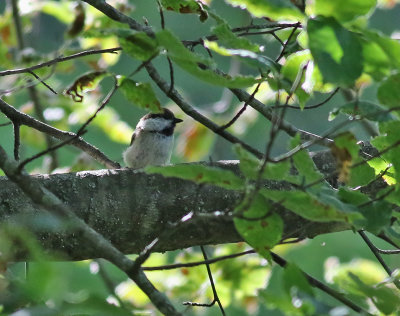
0,159 -> 349,262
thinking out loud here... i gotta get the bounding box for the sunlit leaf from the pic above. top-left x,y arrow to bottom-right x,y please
204,40 -> 277,71
119,31 -> 160,61
307,16 -> 363,86
263,188 -> 363,223
119,77 -> 163,113
234,144 -> 296,183
314,0 -> 377,22
156,29 -> 260,88
145,164 -> 245,190
225,0 -> 304,21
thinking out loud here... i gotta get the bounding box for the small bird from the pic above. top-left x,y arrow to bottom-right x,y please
123,108 -> 183,169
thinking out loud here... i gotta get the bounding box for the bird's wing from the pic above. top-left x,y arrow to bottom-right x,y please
130,132 -> 136,145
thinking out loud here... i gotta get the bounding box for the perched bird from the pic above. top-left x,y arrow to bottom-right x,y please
123,108 -> 183,169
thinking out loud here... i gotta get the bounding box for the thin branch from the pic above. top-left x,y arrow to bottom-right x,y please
182,23 -> 301,48
17,131 -> 85,173
0,122 -> 12,127
377,233 -> 400,250
12,0 -> 59,171
0,47 -> 122,77
145,63 -> 264,159
358,231 -> 400,289
270,252 -> 372,315
17,76 -> 119,171
12,122 -> 20,161
230,88 -> 333,146
28,70 -> 57,95
275,22 -> 300,62
0,98 -> 120,169
183,247 -> 225,315
143,250 -> 256,271
274,87 -> 340,110
11,0 -> 25,50
27,85 -> 59,171
0,62 -> 58,96
219,82 -> 261,131
204,246 -> 226,314
157,0 -> 165,29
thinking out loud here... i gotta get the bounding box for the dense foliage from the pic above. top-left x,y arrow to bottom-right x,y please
0,0 -> 400,315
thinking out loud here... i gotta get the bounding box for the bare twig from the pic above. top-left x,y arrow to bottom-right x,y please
0,47 -> 122,77
359,231 -> 400,289
219,82 -> 261,131
143,250 -> 256,271
183,23 -> 301,48
0,98 -> 120,169
183,247 -> 225,315
28,70 -> 57,94
230,88 -> 333,146
12,122 -> 20,161
275,22 -> 301,62
11,0 -> 59,171
17,76 -> 119,171
274,87 -> 340,110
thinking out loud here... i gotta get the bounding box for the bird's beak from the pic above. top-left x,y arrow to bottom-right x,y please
174,118 -> 183,124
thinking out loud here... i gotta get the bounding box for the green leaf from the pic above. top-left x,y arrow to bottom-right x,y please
234,193 -> 283,257
119,31 -> 159,61
348,158 -> 376,187
145,164 -> 245,190
161,0 -> 208,22
307,16 -> 363,86
119,77 -> 162,113
338,187 -> 370,205
212,21 -> 260,52
377,73 -> 400,108
361,38 -> 391,80
263,188 -> 362,222
333,132 -> 359,159
234,144 -> 296,182
282,50 -> 332,107
314,0 -> 377,22
357,200 -> 392,234
204,40 -> 277,71
362,30 -> 400,73
330,101 -> 395,122
225,0 -> 304,21
156,30 -> 260,88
